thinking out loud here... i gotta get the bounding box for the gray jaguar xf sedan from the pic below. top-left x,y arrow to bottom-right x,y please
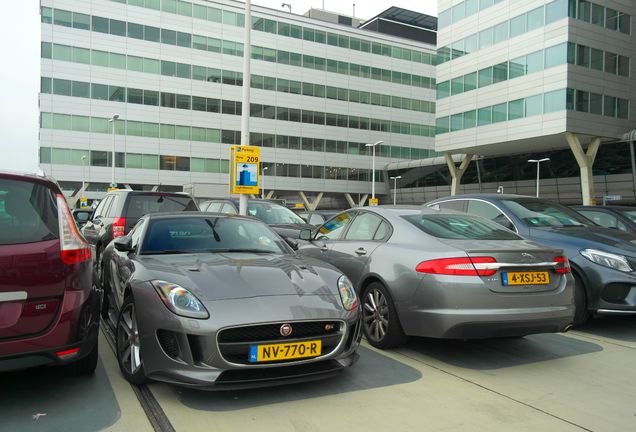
101,213 -> 361,389
298,206 -> 574,349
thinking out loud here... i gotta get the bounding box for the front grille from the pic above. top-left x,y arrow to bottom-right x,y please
217,321 -> 345,365
157,329 -> 180,359
216,359 -> 344,385
218,321 -> 341,343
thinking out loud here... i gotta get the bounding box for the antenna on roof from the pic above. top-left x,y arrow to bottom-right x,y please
352,3 -> 355,18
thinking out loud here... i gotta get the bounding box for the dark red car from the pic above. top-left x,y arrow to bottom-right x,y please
0,172 -> 100,374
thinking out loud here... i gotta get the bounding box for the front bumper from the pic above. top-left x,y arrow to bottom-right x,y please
577,262 -> 636,315
132,288 -> 362,390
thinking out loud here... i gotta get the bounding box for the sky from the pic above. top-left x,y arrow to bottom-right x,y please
0,0 -> 437,172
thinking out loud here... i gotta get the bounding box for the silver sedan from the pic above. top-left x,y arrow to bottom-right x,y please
298,206 -> 575,348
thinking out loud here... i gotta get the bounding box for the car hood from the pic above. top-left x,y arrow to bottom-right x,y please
529,226 -> 636,255
135,253 -> 341,301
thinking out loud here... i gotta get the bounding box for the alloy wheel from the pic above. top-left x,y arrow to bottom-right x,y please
117,303 -> 142,374
363,288 -> 390,343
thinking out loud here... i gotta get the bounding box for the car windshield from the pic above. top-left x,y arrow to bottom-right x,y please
141,217 -> 288,254
403,213 -> 521,240
247,202 -> 306,225
504,199 -> 590,227
617,209 -> 636,224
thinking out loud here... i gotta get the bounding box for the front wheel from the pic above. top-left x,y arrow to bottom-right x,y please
572,273 -> 589,326
116,296 -> 147,385
362,282 -> 408,349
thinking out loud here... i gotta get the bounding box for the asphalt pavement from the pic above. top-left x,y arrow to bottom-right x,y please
1,316 -> 635,432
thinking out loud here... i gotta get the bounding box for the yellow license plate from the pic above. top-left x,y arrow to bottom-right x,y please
249,340 -> 322,363
503,271 -> 550,285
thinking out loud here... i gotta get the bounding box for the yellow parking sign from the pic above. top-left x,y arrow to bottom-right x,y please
229,145 -> 260,195
369,197 -> 379,206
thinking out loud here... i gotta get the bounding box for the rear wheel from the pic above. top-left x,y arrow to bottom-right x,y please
573,273 -> 589,326
362,282 -> 408,349
116,296 -> 147,385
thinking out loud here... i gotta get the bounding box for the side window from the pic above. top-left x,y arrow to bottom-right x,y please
106,195 -> 120,217
579,211 -> 619,229
130,219 -> 145,250
93,196 -> 112,219
374,221 -> 390,240
345,212 -> 383,241
222,203 -> 238,214
205,202 -> 222,212
309,214 -> 325,225
316,211 -> 355,240
467,200 -> 514,230
435,200 -> 467,212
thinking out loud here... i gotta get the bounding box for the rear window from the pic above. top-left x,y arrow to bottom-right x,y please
0,178 -> 59,245
402,214 -> 521,240
125,194 -> 198,219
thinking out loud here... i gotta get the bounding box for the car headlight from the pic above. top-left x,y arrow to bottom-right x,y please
337,275 -> 358,311
580,249 -> 633,273
151,280 -> 209,319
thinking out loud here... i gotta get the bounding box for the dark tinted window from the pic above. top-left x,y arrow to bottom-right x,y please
130,219 -> 145,249
125,194 -> 198,219
504,199 -> 590,227
403,214 -> 521,240
433,200 -> 467,212
142,217 -> 287,254
0,178 -> 59,245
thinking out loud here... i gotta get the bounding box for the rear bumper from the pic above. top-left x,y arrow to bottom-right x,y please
0,286 -> 101,372
0,334 -> 98,372
399,306 -> 575,339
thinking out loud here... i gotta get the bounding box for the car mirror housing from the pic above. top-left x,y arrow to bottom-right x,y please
299,229 -> 312,241
113,237 -> 133,252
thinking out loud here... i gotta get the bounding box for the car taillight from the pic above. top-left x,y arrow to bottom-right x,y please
57,194 -> 91,265
112,217 -> 126,238
554,256 -> 571,274
416,257 -> 497,276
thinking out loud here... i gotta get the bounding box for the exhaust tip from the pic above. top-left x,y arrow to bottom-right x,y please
562,324 -> 573,333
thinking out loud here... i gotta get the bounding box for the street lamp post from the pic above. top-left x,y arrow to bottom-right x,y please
261,166 -> 268,199
528,158 -> 550,197
389,175 -> 402,205
108,114 -> 120,188
364,140 -> 383,205
81,155 -> 87,195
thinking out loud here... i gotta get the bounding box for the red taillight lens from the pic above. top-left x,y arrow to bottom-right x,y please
57,194 -> 91,265
416,257 -> 497,276
56,347 -> 80,359
112,217 -> 126,238
554,256 -> 571,274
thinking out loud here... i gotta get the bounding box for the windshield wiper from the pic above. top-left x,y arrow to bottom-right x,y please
141,250 -> 194,255
206,248 -> 278,254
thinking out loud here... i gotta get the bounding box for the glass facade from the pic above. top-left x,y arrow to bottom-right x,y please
436,88 -> 629,134
41,42 -> 434,114
42,7 -> 435,90
438,0 -> 631,64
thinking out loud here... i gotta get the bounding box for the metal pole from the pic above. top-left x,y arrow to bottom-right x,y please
629,131 -> 636,201
536,162 -> 540,198
81,155 -> 86,194
393,177 -> 397,205
371,144 -> 376,200
239,0 -> 252,216
261,167 -> 267,199
111,118 -> 116,187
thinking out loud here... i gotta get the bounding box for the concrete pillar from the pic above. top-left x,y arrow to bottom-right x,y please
444,153 -> 473,196
566,132 -> 601,205
68,183 -> 91,207
299,192 -> 324,211
344,193 -> 368,208
151,185 -> 160,192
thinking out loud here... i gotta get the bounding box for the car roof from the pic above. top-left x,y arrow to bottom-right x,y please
572,205 -> 636,211
143,211 -> 254,221
0,171 -> 61,190
357,205 -> 453,217
109,190 -> 192,196
431,193 -> 536,202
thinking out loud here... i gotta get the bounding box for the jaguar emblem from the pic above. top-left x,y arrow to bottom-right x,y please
280,323 -> 293,337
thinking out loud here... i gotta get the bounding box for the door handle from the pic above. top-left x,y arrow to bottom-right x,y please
320,244 -> 329,252
355,248 -> 367,256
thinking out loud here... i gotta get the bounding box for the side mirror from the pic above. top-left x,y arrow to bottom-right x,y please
113,237 -> 133,252
73,210 -> 92,223
299,229 -> 312,241
284,237 -> 299,250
